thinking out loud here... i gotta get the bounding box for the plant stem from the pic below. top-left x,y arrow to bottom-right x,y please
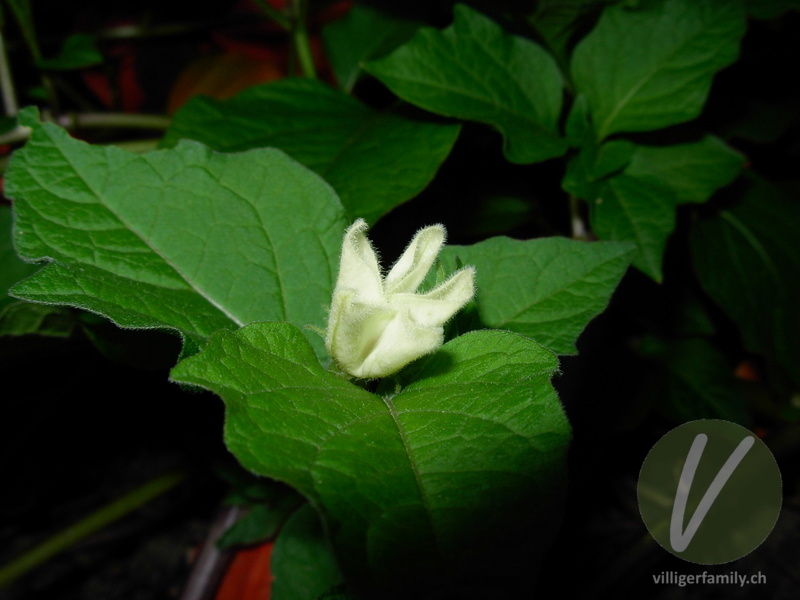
5,0 -> 60,114
5,0 -> 42,61
290,0 -> 316,78
111,138 -> 162,153
179,504 -> 246,600
0,470 -> 187,590
0,31 -> 19,116
56,112 -> 171,131
253,0 -> 291,30
569,194 -> 589,240
0,112 -> 171,145
0,124 -> 29,145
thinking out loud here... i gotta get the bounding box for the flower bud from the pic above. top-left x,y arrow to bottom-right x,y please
325,219 -> 475,379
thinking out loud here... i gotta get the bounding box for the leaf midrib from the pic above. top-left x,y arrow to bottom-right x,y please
46,131 -> 247,327
382,395 -> 445,566
493,250 -> 627,327
594,8 -> 732,139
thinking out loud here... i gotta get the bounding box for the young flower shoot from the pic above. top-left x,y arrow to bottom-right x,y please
325,219 -> 475,379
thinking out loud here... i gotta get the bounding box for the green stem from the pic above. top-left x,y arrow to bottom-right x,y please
0,30 -> 19,115
111,138 -> 162,153
291,0 -> 316,78
5,0 -> 60,113
0,112 -> 171,145
253,0 -> 291,30
569,194 -> 589,240
57,112 -> 171,130
0,471 -> 187,590
0,124 -> 28,145
5,0 -> 42,60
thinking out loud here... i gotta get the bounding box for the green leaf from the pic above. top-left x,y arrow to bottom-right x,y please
1,204 -> 73,337
575,136 -> 744,280
323,5 -> 421,92
170,322 -> 570,597
1,204 -> 37,315
6,107 -> 348,359
640,337 -> 749,425
622,136 -> 745,204
692,175 -> 800,387
218,502 -> 296,549
365,4 -> 568,164
0,302 -> 74,337
562,138 -> 635,200
271,504 -> 346,600
590,174 -> 677,280
527,0 -> 617,64
36,34 -> 103,70
434,236 -> 635,354
571,0 -> 746,140
163,78 -> 459,225
219,477 -> 304,549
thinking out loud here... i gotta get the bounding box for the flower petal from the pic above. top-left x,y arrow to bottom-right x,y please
334,219 -> 384,303
391,266 -> 475,327
355,312 -> 442,378
326,288 -> 395,376
384,224 -> 445,295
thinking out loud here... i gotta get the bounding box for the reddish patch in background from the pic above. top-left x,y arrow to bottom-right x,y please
215,541 -> 274,600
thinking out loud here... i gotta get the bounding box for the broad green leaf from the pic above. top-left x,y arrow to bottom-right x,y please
623,136 -> 745,204
575,137 -> 744,280
365,4 -> 568,164
170,322 -> 570,597
692,176 -> 800,387
323,5 -> 421,92
219,465 -> 298,505
36,34 -> 102,70
163,78 -> 459,225
640,337 -> 749,425
218,503 -> 295,549
6,108 -> 348,359
571,0 -> 746,140
562,138 -> 634,200
1,204 -> 37,315
528,0 -> 617,63
589,174 -> 677,280
219,478 -> 303,549
0,302 -> 74,337
1,204 -> 74,337
434,236 -> 635,354
271,504 -> 346,600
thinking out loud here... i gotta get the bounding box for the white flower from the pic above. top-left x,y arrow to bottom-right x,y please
325,219 -> 475,379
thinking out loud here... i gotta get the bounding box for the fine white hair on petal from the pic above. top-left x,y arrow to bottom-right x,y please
325,219 -> 475,379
